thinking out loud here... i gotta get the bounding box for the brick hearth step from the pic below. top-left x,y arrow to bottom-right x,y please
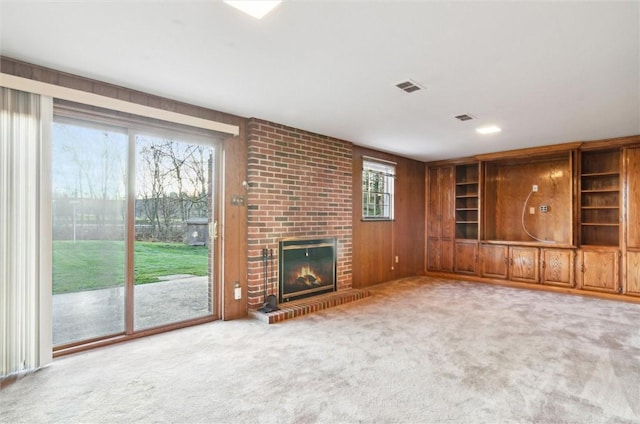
249,289 -> 370,324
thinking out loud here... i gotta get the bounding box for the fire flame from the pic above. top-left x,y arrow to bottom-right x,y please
297,266 -> 321,283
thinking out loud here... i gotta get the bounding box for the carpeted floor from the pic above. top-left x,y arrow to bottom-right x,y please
1,276 -> 639,423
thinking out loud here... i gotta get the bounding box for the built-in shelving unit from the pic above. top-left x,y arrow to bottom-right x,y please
580,149 -> 620,246
455,163 -> 479,240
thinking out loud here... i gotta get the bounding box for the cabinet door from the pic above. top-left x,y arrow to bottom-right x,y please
509,246 -> 539,283
626,147 -> 640,248
455,241 -> 478,275
427,166 -> 454,272
440,167 -> 455,241
427,168 -> 441,238
541,248 -> 574,287
625,250 -> 640,296
480,244 -> 508,279
578,249 -> 620,293
427,238 -> 441,272
441,240 -> 454,272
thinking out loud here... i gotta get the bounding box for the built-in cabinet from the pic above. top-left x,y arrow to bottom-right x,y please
425,136 -> 640,301
577,248 -> 620,293
540,248 -> 574,287
480,244 -> 508,279
480,244 -> 539,282
455,240 -> 478,275
427,166 -> 454,272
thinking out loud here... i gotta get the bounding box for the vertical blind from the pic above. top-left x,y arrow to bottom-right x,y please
0,88 -> 52,379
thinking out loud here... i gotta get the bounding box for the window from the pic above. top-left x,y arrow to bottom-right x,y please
362,157 -> 396,220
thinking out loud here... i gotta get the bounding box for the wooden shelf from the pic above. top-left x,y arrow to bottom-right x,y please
581,223 -> 619,227
455,163 -> 480,240
581,172 -> 619,177
582,189 -> 619,193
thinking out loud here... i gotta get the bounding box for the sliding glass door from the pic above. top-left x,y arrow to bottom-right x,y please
51,120 -> 128,345
133,134 -> 215,330
51,111 -> 219,348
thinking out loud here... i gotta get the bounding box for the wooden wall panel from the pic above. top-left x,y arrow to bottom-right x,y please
485,156 -> 572,244
222,123 -> 249,320
352,146 -> 425,288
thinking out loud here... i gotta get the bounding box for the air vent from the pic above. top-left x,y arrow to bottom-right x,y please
395,80 -> 423,93
455,114 -> 475,121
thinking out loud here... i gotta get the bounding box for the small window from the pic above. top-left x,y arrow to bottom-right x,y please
362,157 -> 396,220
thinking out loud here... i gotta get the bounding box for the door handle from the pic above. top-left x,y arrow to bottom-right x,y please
210,221 -> 218,240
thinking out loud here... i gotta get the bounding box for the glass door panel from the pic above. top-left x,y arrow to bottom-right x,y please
51,119 -> 128,346
133,134 -> 214,330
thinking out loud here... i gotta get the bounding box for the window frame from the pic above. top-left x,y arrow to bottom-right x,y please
361,157 -> 396,221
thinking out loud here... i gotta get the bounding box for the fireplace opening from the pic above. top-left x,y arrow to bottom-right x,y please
279,238 -> 337,302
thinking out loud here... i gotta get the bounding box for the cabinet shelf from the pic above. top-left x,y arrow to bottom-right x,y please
456,220 -> 478,224
581,206 -> 619,210
455,181 -> 478,186
581,172 -> 619,178
455,194 -> 478,199
581,223 -> 619,227
582,189 -> 619,193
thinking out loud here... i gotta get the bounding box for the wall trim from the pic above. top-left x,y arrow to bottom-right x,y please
0,73 -> 239,136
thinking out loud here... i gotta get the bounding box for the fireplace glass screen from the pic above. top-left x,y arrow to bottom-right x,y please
279,238 -> 337,302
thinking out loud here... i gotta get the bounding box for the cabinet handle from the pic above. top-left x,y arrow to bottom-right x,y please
580,264 -> 585,273
541,260 -> 545,269
509,258 -> 514,265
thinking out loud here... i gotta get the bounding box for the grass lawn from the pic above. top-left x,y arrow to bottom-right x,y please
53,240 -> 208,294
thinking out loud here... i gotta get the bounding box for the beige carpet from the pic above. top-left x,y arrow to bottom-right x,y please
1,277 -> 638,423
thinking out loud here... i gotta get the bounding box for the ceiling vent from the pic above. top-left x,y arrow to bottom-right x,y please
395,80 -> 423,93
455,114 -> 475,121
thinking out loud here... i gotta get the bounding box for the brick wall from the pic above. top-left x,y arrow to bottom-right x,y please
246,118 -> 353,309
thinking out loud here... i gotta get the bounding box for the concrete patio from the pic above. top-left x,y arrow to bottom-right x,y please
53,275 -> 210,346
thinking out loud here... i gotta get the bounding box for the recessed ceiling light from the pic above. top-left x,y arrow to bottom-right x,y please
224,1 -> 282,19
476,125 -> 502,135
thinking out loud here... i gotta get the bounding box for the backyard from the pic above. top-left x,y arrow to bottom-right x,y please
52,240 -> 208,294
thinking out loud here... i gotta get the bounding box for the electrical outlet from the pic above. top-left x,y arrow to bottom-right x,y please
540,205 -> 548,213
532,185 -> 538,192
530,207 -> 535,215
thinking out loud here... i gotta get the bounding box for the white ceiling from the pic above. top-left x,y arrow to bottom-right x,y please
1,0 -> 639,162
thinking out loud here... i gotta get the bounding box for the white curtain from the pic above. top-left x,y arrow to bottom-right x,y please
0,87 -> 52,379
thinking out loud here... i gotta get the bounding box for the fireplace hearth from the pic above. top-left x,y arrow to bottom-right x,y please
279,238 -> 337,302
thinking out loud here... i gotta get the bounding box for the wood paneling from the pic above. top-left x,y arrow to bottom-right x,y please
577,248 -> 620,293
484,155 -> 572,244
222,126 -> 249,320
540,248 -> 575,287
480,244 -> 508,279
352,147 -> 425,288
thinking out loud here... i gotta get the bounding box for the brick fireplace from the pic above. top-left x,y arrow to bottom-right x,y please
246,119 -> 352,310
